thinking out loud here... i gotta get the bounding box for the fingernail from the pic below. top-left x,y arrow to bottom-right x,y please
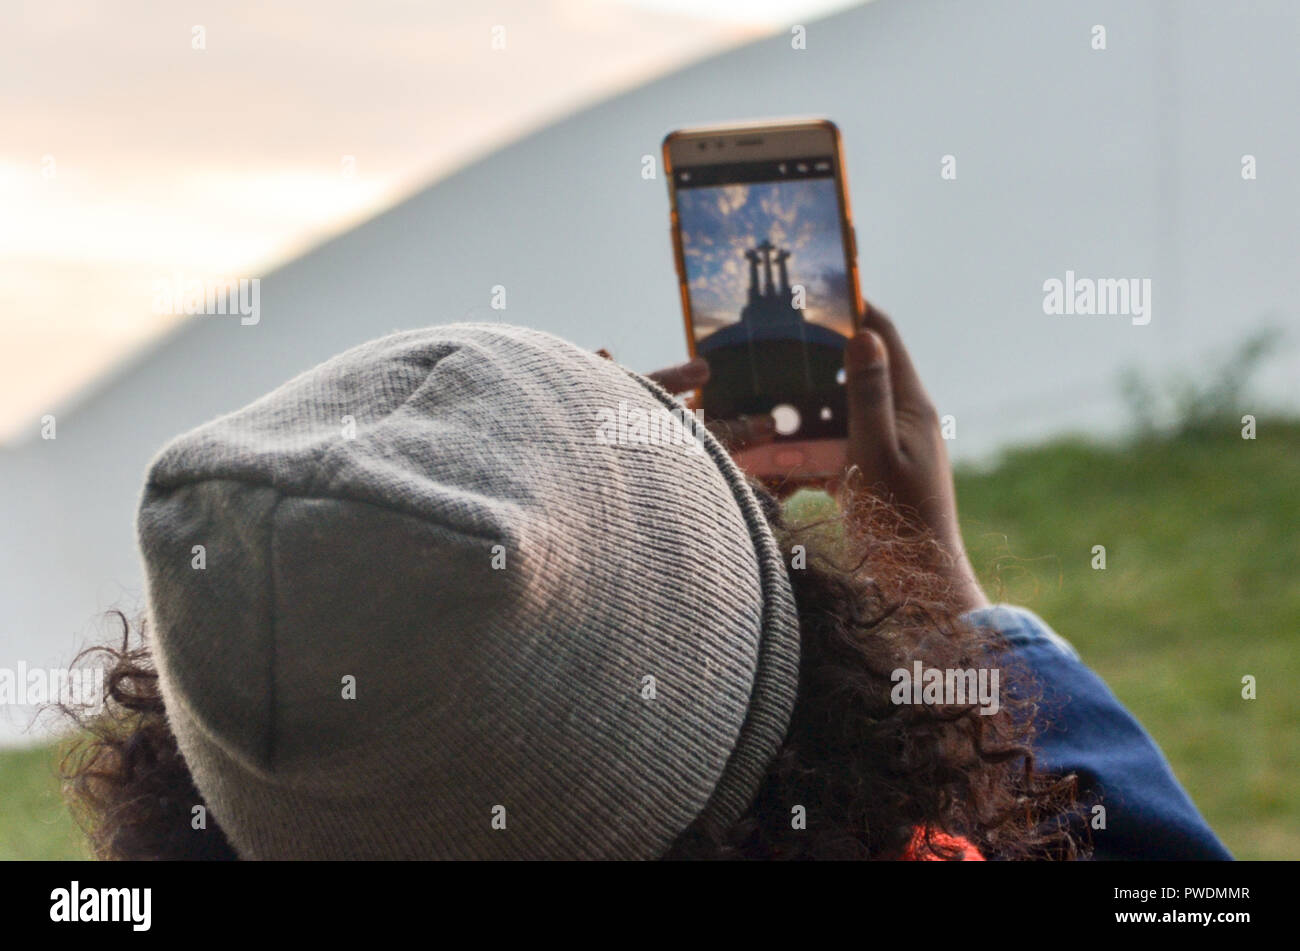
845,330 -> 884,371
681,357 -> 709,384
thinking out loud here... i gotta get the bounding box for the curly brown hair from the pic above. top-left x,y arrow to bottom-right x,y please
666,486 -> 1082,859
56,485 -> 1081,860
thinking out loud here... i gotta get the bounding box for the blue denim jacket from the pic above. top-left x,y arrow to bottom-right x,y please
964,605 -> 1232,860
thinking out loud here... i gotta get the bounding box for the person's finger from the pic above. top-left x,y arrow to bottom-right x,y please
707,413 -> 776,452
858,299 -> 933,416
647,357 -> 709,395
844,329 -> 899,480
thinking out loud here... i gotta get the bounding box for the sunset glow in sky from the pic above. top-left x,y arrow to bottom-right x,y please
1,0 -> 858,442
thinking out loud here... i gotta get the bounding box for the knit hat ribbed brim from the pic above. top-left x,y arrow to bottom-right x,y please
137,323 -> 800,859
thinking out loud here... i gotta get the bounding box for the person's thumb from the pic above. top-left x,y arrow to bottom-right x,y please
844,329 -> 898,480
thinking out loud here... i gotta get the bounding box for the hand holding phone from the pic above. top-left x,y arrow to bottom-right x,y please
642,300 -> 989,613
841,303 -> 988,612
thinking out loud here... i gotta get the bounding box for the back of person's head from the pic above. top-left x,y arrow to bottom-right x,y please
59,324 -> 1077,860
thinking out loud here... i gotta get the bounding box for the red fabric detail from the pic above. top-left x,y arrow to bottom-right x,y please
902,827 -> 985,861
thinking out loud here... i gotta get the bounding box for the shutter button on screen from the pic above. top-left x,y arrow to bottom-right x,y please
771,405 -> 804,467
771,404 -> 800,435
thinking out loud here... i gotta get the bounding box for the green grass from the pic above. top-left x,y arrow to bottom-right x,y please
2,418 -> 1296,859
956,418 -> 1300,860
0,743 -> 87,860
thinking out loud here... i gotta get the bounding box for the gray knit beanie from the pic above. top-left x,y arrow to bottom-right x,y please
137,322 -> 800,859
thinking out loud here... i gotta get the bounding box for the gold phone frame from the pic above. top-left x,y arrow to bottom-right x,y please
662,117 -> 862,481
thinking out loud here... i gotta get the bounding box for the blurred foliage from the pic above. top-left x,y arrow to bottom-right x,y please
1119,326 -> 1285,437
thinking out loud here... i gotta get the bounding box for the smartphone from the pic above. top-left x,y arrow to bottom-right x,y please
663,118 -> 862,482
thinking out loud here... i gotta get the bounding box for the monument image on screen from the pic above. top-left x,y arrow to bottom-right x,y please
678,175 -> 853,440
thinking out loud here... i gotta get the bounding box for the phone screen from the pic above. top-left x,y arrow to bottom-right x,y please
673,155 -> 856,443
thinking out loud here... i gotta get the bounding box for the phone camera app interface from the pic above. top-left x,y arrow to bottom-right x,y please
676,156 -> 854,441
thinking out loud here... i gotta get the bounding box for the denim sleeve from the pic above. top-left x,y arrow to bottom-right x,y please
964,604 -> 1233,860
